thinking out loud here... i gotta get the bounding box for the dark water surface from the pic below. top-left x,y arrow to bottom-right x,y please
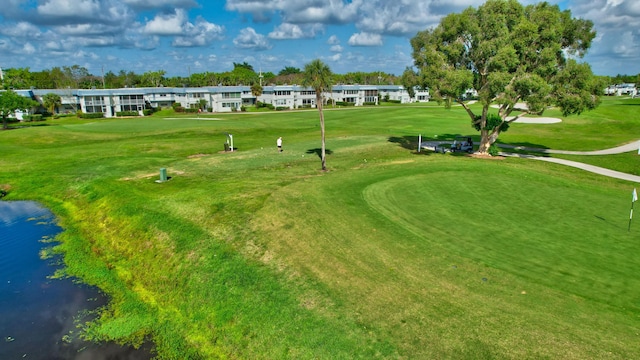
0,201 -> 153,360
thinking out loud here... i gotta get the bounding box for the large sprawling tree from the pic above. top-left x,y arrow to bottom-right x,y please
410,0 -> 602,155
301,59 -> 333,171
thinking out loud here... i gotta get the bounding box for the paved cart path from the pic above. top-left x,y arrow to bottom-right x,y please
499,140 -> 640,183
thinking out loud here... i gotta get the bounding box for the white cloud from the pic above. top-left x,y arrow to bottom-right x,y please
73,50 -> 99,60
55,23 -> 122,36
122,0 -> 198,9
327,35 -> 340,45
0,22 -> 42,38
143,9 -> 188,35
23,42 -> 36,54
330,45 -> 343,52
44,41 -> 61,51
329,53 -> 342,61
140,10 -> 225,47
226,0 -> 361,24
269,23 -> 305,39
612,31 -> 638,57
173,17 -> 225,47
348,32 -> 383,46
268,23 -> 323,39
233,27 -> 272,50
37,0 -> 100,18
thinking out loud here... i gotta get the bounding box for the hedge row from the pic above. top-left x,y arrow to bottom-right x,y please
78,112 -> 105,119
116,111 -> 140,117
22,114 -> 44,121
335,101 -> 356,106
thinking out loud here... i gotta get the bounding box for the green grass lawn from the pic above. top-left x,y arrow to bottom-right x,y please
1,99 -> 639,359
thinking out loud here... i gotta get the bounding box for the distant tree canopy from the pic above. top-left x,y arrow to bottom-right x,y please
410,0 -> 603,155
233,62 -> 254,72
1,65 -> 406,90
278,66 -> 301,76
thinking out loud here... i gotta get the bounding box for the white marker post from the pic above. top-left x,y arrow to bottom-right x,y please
418,134 -> 422,152
629,188 -> 638,231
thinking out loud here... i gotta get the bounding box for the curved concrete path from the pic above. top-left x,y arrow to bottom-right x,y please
498,140 -> 640,183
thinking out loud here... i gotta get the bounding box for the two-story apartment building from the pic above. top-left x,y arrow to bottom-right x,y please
13,84 -> 431,117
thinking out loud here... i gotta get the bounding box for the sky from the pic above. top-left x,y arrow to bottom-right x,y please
0,0 -> 638,78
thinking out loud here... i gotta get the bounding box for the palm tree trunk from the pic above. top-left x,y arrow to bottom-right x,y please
317,95 -> 326,170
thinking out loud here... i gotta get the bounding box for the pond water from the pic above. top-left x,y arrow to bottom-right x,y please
0,201 -> 153,360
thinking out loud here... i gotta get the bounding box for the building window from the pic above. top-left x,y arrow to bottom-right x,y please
222,92 -> 241,99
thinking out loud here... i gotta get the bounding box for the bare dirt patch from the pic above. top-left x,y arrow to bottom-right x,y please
469,154 -> 505,160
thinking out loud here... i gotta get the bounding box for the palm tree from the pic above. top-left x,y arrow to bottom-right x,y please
250,83 -> 263,107
301,59 -> 333,171
42,93 -> 62,115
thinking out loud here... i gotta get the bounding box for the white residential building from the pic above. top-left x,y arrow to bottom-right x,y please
14,84 -> 431,117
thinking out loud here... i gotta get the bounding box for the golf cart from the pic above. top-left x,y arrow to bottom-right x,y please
450,136 -> 474,153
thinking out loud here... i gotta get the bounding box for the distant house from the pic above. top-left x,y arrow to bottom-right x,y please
605,83 -> 637,96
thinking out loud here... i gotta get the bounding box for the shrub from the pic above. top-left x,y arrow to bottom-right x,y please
23,114 -> 44,121
78,112 -> 104,119
489,143 -> 500,156
363,102 -> 377,106
336,101 -> 355,106
256,101 -> 275,110
116,111 -> 139,117
275,106 -> 289,111
185,108 -> 199,113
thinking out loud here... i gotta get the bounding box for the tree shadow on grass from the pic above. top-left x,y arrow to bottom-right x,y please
388,134 -> 469,155
3,123 -> 53,130
389,135 -> 559,157
306,148 -> 334,159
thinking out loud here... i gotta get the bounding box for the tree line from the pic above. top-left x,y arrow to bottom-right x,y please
1,62 -> 400,90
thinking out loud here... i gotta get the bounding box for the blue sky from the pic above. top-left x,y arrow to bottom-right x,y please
0,0 -> 638,78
